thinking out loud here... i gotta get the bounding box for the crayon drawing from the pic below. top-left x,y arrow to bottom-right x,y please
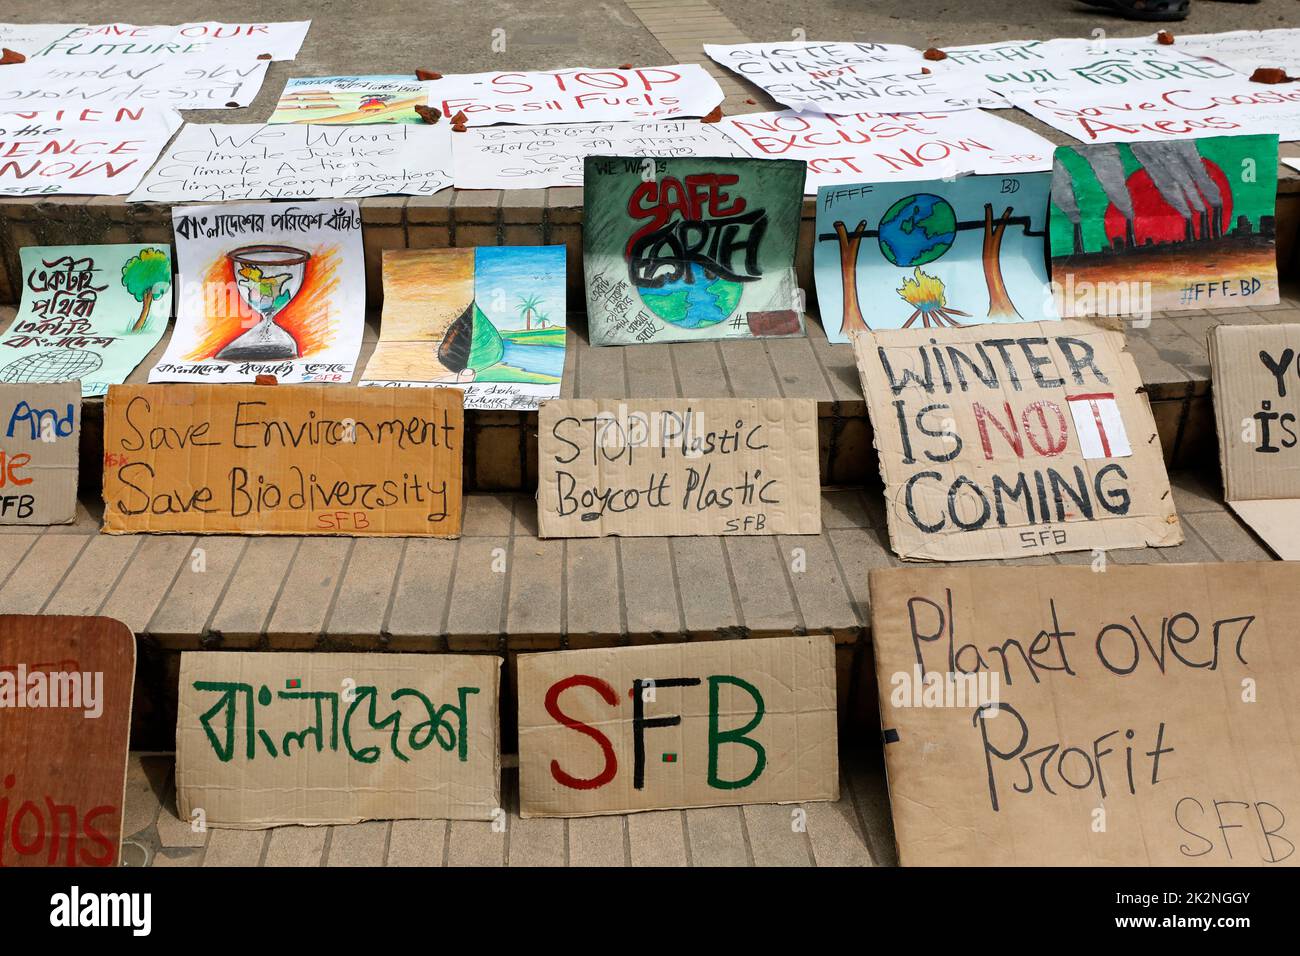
270,76 -> 430,125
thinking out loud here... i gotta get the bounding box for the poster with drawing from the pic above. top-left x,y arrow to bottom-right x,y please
1,244 -> 171,397
583,156 -> 806,346
813,173 -> 1056,343
270,76 -> 431,125
360,246 -> 567,411
1049,135 -> 1280,317
151,201 -> 364,385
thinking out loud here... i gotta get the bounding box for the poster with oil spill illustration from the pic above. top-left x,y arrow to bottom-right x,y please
150,201 -> 365,385
583,156 -> 806,346
814,173 -> 1057,343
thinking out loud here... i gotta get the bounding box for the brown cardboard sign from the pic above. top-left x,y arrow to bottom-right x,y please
517,635 -> 838,817
101,383 -> 463,536
1208,323 -> 1300,559
0,381 -> 79,525
869,563 -> 1300,866
537,398 -> 821,537
852,319 -> 1181,561
176,651 -> 501,828
0,615 -> 135,867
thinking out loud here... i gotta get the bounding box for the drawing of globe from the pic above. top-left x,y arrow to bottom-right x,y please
638,263 -> 742,329
0,349 -> 102,383
877,193 -> 958,267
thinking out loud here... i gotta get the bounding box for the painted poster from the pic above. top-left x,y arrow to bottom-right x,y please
0,56 -> 268,111
1049,135 -> 1280,316
0,106 -> 181,197
1170,28 -> 1300,78
813,173 -> 1056,343
360,246 -> 567,411
1,244 -> 171,397
583,156 -> 806,346
270,76 -> 431,125
11,21 -> 311,61
151,201 -> 364,385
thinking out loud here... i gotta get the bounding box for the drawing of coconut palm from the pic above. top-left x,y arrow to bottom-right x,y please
517,293 -> 543,331
121,248 -> 171,333
438,300 -> 504,383
218,245 -> 310,362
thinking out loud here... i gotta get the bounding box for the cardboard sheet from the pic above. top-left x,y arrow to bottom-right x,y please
853,319 -> 1182,561
176,651 -> 500,828
517,635 -> 838,817
537,398 -> 821,537
101,383 -> 463,537
0,381 -> 79,525
869,562 -> 1300,866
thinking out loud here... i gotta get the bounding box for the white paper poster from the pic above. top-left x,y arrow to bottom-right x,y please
1171,28 -> 1300,78
0,56 -> 268,111
425,65 -> 724,126
129,123 -> 453,202
151,201 -> 365,385
1066,393 -> 1132,460
7,21 -> 311,61
0,106 -> 181,196
453,119 -> 745,189
720,108 -> 1054,192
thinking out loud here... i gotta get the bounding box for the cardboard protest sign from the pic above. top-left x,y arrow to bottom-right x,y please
537,398 -> 821,537
1050,135 -> 1280,317
1209,323 -> 1300,560
102,383 -> 463,536
151,201 -> 363,385
270,76 -> 431,125
584,156 -> 805,345
129,123 -> 453,202
720,109 -> 1054,194
12,21 -> 311,61
177,651 -> 499,827
517,635 -> 838,817
452,120 -> 745,190
0,56 -> 268,111
360,247 -> 567,411
0,614 -> 135,866
426,65 -> 723,126
2,244 -> 170,397
853,319 -> 1181,561
870,562 -> 1300,866
0,107 -> 181,197
815,173 -> 1056,343
1167,28 -> 1300,78
0,382 -> 79,525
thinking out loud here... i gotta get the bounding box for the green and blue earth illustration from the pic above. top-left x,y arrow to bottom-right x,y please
877,193 -> 957,268
637,263 -> 743,328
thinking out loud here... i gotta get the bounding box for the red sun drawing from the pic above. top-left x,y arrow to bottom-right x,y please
1102,159 -> 1233,247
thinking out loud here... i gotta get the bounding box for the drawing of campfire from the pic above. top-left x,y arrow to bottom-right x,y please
897,267 -> 969,328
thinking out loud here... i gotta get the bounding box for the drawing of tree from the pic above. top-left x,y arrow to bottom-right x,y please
832,220 -> 870,336
121,249 -> 171,333
517,293 -> 543,331
981,204 -> 1020,320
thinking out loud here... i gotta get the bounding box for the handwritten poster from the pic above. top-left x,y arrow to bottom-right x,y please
361,246 -> 567,411
583,156 -> 806,346
870,562 -> 1300,866
517,635 -> 838,817
0,106 -> 181,196
853,319 -> 1181,561
0,382 -> 79,525
425,65 -> 723,126
102,384 -> 464,536
152,201 -> 363,385
0,56 -> 268,111
1171,28 -> 1300,78
177,651 -> 499,827
537,398 -> 822,537
2,245 -> 170,397
128,123 -> 453,202
271,76 -> 431,125
815,173 -> 1056,342
452,119 -> 744,190
10,21 -> 311,61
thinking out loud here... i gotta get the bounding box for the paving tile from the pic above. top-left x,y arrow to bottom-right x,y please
446,819 -> 506,866
564,537 -> 621,642
626,345 -> 678,397
717,339 -> 782,397
804,777 -> 873,867
265,826 -> 328,867
147,537 -> 245,643
671,342 -> 731,398
208,537 -> 300,644
202,828 -> 266,867
575,338 -> 627,397
325,538 -> 404,643
266,538 -> 351,645
724,537 -> 799,636
506,536 -> 563,646
119,753 -> 168,839
506,812 -> 566,867
387,819 -> 447,866
619,538 -> 682,641
568,815 -> 627,867
767,337 -> 835,401
780,534 -> 861,638
1153,520 -> 1219,564
326,821 -> 388,866
445,536 -> 509,650
99,535 -> 195,634
684,806 -> 750,866
0,534 -> 37,590
151,848 -> 203,867
846,753 -> 899,867
742,803 -> 813,866
0,533 -> 91,615
627,810 -> 688,866
827,527 -> 897,623
387,538 -> 457,648
671,536 -> 740,637
43,535 -> 139,616
462,493 -> 516,536
156,769 -> 207,849
1184,511 -> 1273,561
821,489 -> 872,529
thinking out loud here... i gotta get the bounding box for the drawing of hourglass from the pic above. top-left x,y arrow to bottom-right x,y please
217,245 -> 311,362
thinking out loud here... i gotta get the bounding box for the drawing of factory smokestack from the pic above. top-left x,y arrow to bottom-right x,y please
1051,163 -> 1084,254
1131,141 -> 1225,242
1081,144 -> 1136,250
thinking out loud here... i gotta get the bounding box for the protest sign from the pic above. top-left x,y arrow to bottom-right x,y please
814,172 -> 1056,343
0,382 -> 79,525
7,21 -> 309,61
270,76 -> 431,125
2,244 -> 170,397
517,635 -> 838,817
870,562 -> 1300,866
177,651 -> 499,827
151,201 -> 363,385
1050,135 -> 1279,317
0,23 -> 86,55
1169,28 -> 1300,78
0,614 -> 135,866
128,123 -> 453,202
0,56 -> 267,111
1209,323 -> 1300,560
719,109 -> 1054,193
360,246 -> 567,411
0,106 -> 181,197
426,65 -> 723,126
537,398 -> 821,537
452,119 -> 745,190
102,383 -> 463,536
853,319 -> 1181,561
584,156 -> 805,345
